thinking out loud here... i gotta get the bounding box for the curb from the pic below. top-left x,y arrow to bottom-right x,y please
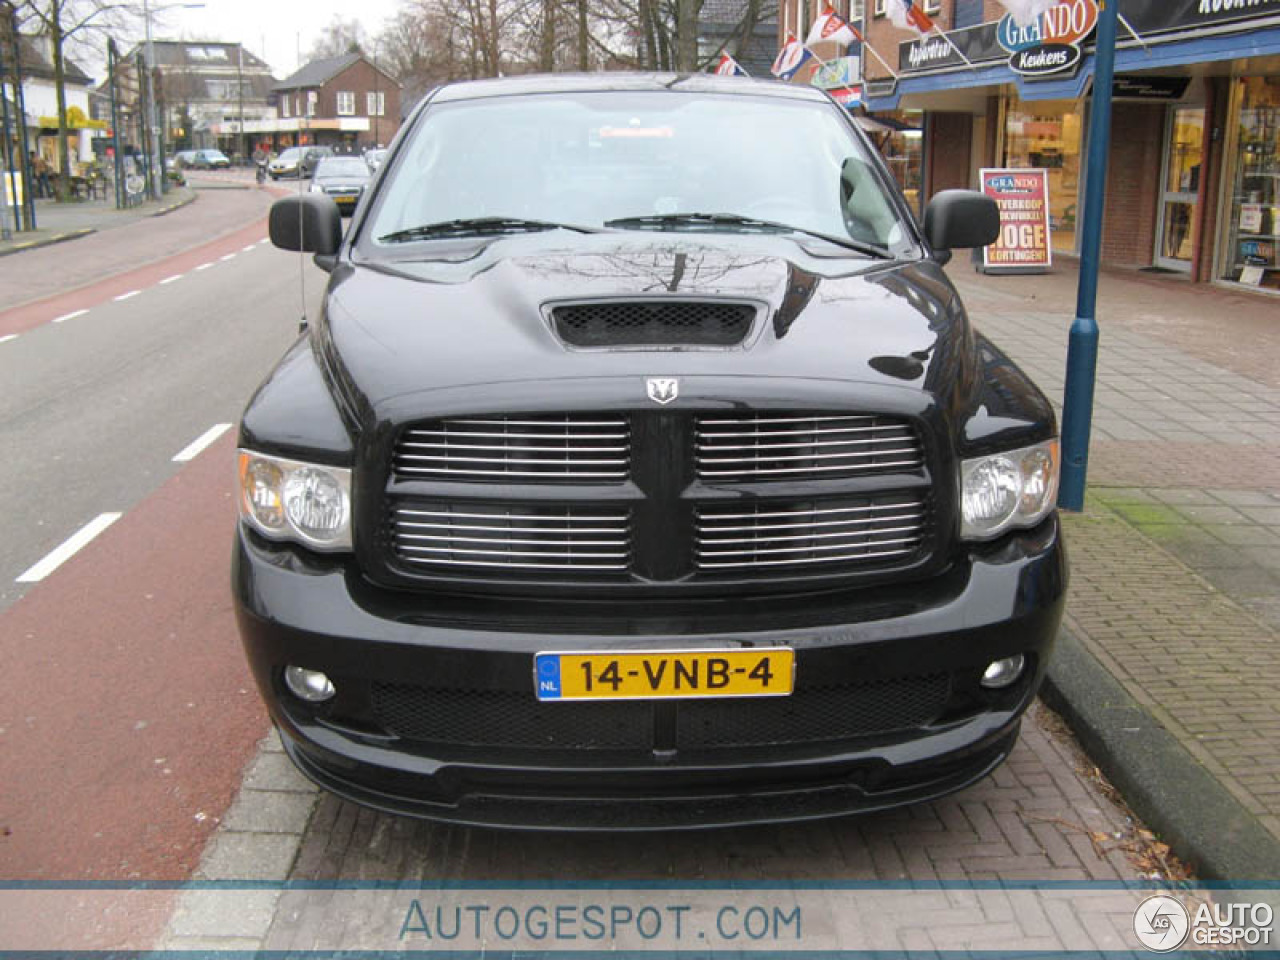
1041,626 -> 1280,883
149,189 -> 198,217
0,227 -> 95,258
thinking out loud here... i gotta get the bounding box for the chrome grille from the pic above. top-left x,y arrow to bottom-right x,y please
394,415 -> 630,482
695,413 -> 924,482
390,501 -> 632,573
694,494 -> 927,571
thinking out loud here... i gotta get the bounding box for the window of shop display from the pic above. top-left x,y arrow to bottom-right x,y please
869,111 -> 923,214
1003,99 -> 1083,256
1221,77 -> 1280,290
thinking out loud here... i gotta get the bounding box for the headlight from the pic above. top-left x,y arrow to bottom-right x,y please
308,182 -> 324,193
238,450 -> 352,550
960,440 -> 1059,541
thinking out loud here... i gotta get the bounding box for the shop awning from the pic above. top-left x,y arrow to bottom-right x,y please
865,21 -> 1280,112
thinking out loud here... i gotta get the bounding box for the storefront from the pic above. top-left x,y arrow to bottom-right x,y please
1219,76 -> 1280,290
863,1 -> 1280,292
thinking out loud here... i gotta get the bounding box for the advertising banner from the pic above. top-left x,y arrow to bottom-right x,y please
980,167 -> 1053,273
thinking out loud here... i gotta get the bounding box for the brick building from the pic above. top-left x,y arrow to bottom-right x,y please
775,0 -> 1280,293
268,52 -> 401,152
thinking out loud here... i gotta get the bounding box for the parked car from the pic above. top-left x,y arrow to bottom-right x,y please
186,149 -> 231,170
365,147 -> 388,172
238,74 -> 1063,830
172,149 -> 198,169
268,145 -> 333,180
308,155 -> 372,215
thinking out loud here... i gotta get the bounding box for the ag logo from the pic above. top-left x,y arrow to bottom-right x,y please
1133,895 -> 1190,953
646,377 -> 679,405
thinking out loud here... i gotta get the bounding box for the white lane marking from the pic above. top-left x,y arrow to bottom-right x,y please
172,422 -> 232,463
114,290 -> 141,302
53,309 -> 89,324
160,274 -> 184,285
0,334 -> 17,345
196,262 -> 214,271
242,244 -> 256,253
220,253 -> 236,262
16,513 -> 122,583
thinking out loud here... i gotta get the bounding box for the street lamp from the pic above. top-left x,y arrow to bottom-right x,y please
141,0 -> 204,201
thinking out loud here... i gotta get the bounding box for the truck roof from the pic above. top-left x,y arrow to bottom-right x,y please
431,72 -> 831,104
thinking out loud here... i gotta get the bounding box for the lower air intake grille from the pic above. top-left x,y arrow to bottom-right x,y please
694,494 -> 928,572
552,301 -> 755,347
369,674 -> 951,752
371,684 -> 653,749
679,674 -> 951,748
389,501 -> 632,574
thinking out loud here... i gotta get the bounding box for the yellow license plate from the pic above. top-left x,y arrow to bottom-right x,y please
534,648 -> 794,701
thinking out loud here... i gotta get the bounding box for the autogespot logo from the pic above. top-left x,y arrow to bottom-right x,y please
1133,895 -> 1190,953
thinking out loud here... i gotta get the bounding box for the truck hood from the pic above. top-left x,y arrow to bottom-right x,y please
319,233 -> 978,422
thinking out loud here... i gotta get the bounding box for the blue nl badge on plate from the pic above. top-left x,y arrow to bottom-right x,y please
535,653 -> 562,699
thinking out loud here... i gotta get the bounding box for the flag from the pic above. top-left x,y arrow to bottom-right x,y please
885,0 -> 935,34
770,35 -> 814,81
806,5 -> 862,47
713,52 -> 748,76
994,0 -> 1060,28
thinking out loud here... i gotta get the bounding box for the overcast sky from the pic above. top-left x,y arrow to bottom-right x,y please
150,0 -> 403,79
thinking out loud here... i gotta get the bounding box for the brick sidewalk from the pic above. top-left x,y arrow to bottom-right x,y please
949,263 -> 1280,849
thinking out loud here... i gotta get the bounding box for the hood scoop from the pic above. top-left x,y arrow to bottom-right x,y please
549,300 -> 757,349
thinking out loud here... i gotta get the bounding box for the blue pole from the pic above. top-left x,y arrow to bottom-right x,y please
1059,0 -> 1119,512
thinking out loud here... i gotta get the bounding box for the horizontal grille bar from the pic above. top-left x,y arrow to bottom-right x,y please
395,415 -> 630,483
695,413 -> 924,483
390,501 -> 632,575
695,494 -> 928,572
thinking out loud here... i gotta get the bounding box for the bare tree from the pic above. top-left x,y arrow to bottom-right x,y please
306,14 -> 368,62
15,0 -> 140,201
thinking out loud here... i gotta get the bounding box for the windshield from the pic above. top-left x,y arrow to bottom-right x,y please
316,157 -> 370,178
365,91 -> 915,256
276,148 -> 302,162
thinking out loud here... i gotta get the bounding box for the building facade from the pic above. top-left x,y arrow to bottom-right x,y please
777,0 -> 1280,293
2,35 -> 99,173
114,41 -> 277,159
269,53 -> 401,152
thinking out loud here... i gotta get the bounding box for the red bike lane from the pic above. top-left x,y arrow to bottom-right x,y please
0,431 -> 267,882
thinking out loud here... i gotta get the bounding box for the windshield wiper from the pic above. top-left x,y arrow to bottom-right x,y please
603,212 -> 893,259
379,217 -> 599,243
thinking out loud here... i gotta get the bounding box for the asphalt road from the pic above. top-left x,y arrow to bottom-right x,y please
0,187 -> 322,880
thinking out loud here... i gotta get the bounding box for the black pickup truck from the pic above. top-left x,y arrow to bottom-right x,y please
233,73 -> 1065,830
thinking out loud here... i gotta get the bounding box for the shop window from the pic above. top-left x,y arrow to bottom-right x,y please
1003,98 -> 1083,256
1222,77 -> 1280,290
954,0 -> 984,28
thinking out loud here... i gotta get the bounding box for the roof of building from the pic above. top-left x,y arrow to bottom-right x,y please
273,52 -> 363,91
135,41 -> 273,72
12,35 -> 93,86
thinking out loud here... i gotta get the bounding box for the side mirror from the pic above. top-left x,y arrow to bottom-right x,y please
269,194 -> 342,256
923,190 -> 1000,254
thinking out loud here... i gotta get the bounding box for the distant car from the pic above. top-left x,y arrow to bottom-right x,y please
308,156 -> 371,215
269,146 -> 333,180
172,150 -> 198,169
365,148 -> 388,171
187,149 -> 231,170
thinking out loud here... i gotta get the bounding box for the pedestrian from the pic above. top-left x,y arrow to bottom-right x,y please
30,151 -> 52,199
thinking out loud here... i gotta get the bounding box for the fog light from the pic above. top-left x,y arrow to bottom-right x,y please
981,655 -> 1025,689
285,665 -> 335,702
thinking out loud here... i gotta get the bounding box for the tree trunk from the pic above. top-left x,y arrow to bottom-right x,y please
539,0 -> 555,71
576,0 -> 588,70
676,0 -> 699,72
51,0 -> 71,202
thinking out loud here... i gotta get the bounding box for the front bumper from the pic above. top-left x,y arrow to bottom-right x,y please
233,517 -> 1066,830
